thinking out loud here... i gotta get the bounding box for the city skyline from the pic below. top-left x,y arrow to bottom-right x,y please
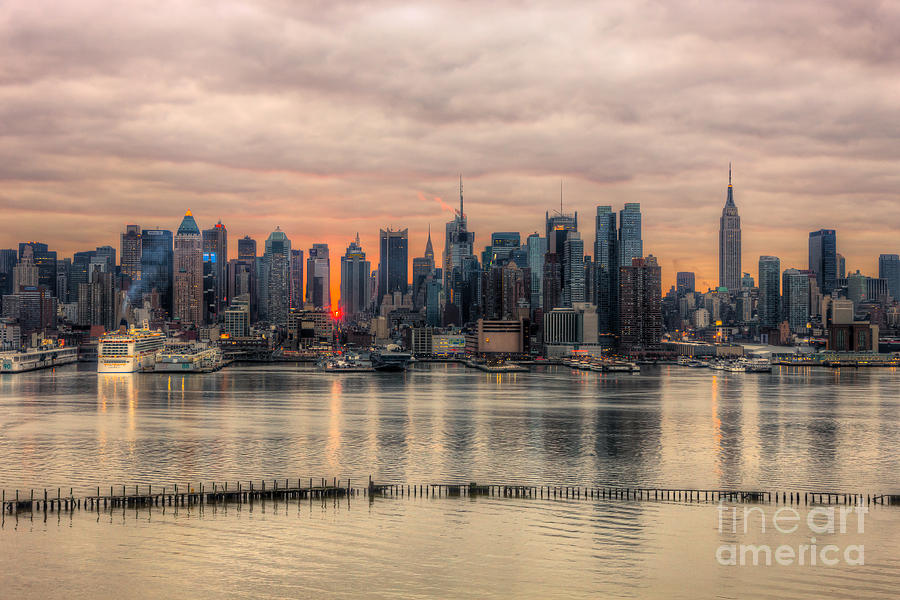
3,174 -> 895,306
3,2 -> 900,295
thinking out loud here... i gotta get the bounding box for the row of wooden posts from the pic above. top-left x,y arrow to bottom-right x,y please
3,480 -> 899,514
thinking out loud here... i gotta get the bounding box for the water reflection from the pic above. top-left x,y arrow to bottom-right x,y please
0,363 -> 899,494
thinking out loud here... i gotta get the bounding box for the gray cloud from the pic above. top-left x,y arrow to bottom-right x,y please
1,0 -> 899,289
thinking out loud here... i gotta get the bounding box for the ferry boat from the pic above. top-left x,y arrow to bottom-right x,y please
0,345 -> 78,373
155,344 -> 224,373
97,325 -> 166,373
745,358 -> 773,373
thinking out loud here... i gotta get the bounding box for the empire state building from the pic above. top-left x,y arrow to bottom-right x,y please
718,165 -> 741,292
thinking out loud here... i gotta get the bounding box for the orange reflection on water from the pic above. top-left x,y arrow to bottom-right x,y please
325,377 -> 343,471
711,375 -> 722,477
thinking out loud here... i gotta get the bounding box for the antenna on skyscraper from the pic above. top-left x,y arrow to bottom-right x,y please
459,174 -> 464,218
560,179 -> 563,214
729,162 -> 732,186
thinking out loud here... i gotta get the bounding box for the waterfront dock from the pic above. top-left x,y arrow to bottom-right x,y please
3,479 -> 899,514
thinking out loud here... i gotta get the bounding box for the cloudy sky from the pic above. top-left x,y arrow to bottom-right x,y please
2,0 -> 899,299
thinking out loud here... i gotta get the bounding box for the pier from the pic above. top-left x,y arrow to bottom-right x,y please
3,479 -> 899,515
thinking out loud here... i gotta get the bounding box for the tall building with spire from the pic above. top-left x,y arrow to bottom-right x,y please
173,210 -> 204,326
544,202 -> 577,312
412,226 -> 436,309
718,165 -> 741,292
340,234 -> 370,317
443,176 -> 476,322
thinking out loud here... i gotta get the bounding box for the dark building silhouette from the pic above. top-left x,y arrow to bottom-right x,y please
140,229 -> 174,316
378,228 -> 408,308
618,256 -> 662,352
809,229 -> 837,295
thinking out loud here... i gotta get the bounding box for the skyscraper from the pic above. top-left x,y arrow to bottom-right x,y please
542,253 -> 562,311
487,232 -> 521,266
227,258 -> 256,322
562,232 -> 585,306
120,225 -> 141,282
202,221 -> 227,321
424,278 -> 441,327
782,268 -> 810,332
676,272 -> 695,295
263,227 -> 291,326
378,228 -> 409,307
18,242 -> 57,297
545,211 -> 577,256
758,256 -> 781,328
173,211 -> 204,326
290,249 -> 304,309
77,268 -> 115,331
94,246 -> 117,274
617,203 -> 642,268
545,208 -> 577,299
412,227 -> 436,308
594,206 -> 618,334
69,250 -> 96,303
526,233 -> 546,311
13,245 -> 39,291
444,177 -> 476,319
718,165 -> 741,292
618,256 -> 662,352
55,258 -> 71,304
306,243 -> 331,309
140,228 -> 174,315
238,236 -> 257,260
878,254 -> 900,301
847,270 -> 867,306
340,234 -> 370,317
808,229 -> 837,295
0,249 -> 16,311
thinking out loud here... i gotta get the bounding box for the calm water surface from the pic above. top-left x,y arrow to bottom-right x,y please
1,363 -> 899,598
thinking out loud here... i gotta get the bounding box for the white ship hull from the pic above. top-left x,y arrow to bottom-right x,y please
1,348 -> 79,373
97,354 -> 156,373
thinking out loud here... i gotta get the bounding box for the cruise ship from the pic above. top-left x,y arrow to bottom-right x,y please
0,345 -> 79,373
97,326 -> 166,373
